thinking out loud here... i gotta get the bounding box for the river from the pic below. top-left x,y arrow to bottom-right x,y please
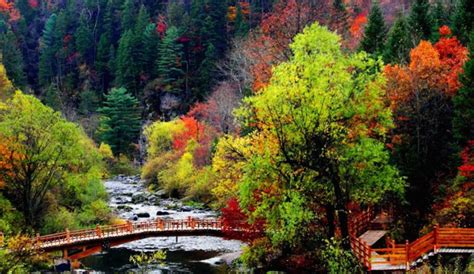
79,176 -> 245,273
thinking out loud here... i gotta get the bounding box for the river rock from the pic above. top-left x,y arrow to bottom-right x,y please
131,193 -> 146,204
130,215 -> 138,221
156,211 -> 170,216
116,205 -> 133,212
136,212 -> 150,218
178,206 -> 193,212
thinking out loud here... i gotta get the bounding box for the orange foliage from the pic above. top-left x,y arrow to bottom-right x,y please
434,26 -> 469,95
0,0 -> 21,22
172,117 -> 205,151
0,137 -> 22,189
349,12 -> 367,39
385,29 -> 468,107
227,2 -> 250,22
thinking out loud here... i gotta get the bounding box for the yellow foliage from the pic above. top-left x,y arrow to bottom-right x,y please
98,142 -> 114,159
0,63 -> 14,100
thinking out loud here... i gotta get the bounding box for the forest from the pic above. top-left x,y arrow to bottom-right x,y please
0,0 -> 473,272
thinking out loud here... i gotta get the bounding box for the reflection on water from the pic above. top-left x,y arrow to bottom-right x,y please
81,247 -> 233,273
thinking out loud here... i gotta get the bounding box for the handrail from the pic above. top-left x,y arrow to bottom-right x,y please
34,217 -> 228,248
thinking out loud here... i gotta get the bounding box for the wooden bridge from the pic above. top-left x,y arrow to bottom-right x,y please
32,217 -> 233,268
1,212 -> 473,271
350,209 -> 474,271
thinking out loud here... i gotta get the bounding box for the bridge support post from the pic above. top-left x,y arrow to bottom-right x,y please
63,249 -> 68,259
96,224 -> 102,238
176,235 -> 178,243
433,225 -> 438,252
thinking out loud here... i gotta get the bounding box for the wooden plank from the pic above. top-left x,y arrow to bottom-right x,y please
359,230 -> 387,246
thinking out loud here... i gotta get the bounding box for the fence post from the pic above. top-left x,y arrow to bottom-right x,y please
405,240 -> 410,270
96,224 -> 102,238
127,220 -> 133,232
66,228 -> 71,243
433,225 -> 438,252
36,233 -> 40,244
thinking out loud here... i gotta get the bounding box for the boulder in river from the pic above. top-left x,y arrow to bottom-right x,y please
131,193 -> 146,204
156,211 -> 170,216
178,206 -> 193,212
116,205 -> 133,212
136,212 -> 150,218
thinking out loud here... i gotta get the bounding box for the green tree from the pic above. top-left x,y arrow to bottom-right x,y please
430,0 -> 450,40
115,30 -> 136,93
75,13 -> 93,62
359,1 -> 386,55
383,15 -> 413,64
121,0 -> 136,31
0,92 -> 103,227
409,0 -> 433,42
453,32 -> 474,146
226,23 -> 404,266
452,0 -> 474,43
156,27 -> 184,93
38,14 -> 57,87
0,29 -> 26,88
143,23 -> 159,78
96,33 -> 112,94
98,87 -> 141,156
234,4 -> 249,38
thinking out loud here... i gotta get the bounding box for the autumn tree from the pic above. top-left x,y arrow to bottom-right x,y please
218,23 -> 403,268
98,87 -> 141,156
0,92 -> 103,227
384,31 -> 468,237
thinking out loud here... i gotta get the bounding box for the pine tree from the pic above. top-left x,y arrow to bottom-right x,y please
143,23 -> 159,78
98,87 -> 141,156
38,14 -> 57,87
132,5 -> 150,74
409,0 -> 433,42
96,33 -> 112,94
0,29 -> 26,87
359,1 -> 386,55
383,15 -> 413,64
121,0 -> 136,32
75,14 -> 93,62
452,0 -> 474,44
453,32 -> 474,146
234,4 -> 249,38
115,30 -> 136,93
156,26 -> 184,94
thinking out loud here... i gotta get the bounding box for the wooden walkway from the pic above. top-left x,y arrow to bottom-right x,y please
350,209 -> 474,271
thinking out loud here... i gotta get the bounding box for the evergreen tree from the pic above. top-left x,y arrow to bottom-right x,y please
98,87 -> 141,156
143,23 -> 159,78
431,0 -> 450,31
75,14 -> 93,63
96,33 -> 112,94
115,30 -> 136,93
156,27 -> 184,94
383,15 -> 413,64
453,32 -> 474,146
38,14 -> 57,87
452,0 -> 474,44
359,1 -> 386,55
132,5 -> 150,74
121,0 -> 136,32
409,0 -> 433,42
234,4 -> 249,38
0,29 -> 26,87
42,84 -> 62,111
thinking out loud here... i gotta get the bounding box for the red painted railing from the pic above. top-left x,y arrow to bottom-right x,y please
35,217 -> 224,249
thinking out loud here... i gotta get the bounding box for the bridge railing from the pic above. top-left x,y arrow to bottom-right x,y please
35,217 -> 224,248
